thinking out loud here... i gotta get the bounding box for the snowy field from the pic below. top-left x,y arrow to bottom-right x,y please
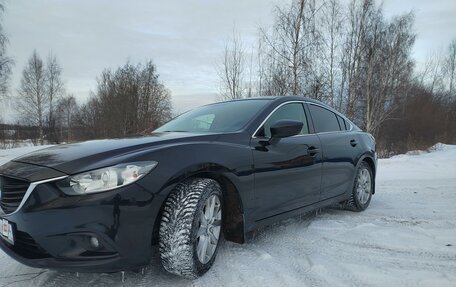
0,144 -> 455,287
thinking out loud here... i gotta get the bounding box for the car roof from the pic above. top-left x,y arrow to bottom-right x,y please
224,96 -> 330,108
224,96 -> 318,102
206,96 -> 342,118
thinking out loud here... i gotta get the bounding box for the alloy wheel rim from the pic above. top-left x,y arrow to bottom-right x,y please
196,194 -> 222,264
356,168 -> 372,205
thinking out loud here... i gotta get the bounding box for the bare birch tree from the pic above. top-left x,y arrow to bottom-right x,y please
259,0 -> 307,96
363,12 -> 416,134
46,54 -> 64,142
258,0 -> 327,99
443,39 -> 456,97
321,0 -> 344,107
17,51 -> 49,144
419,52 -> 445,94
218,29 -> 245,100
340,0 -> 373,119
0,2 -> 12,102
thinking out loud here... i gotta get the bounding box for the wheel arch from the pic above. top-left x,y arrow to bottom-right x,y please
357,153 -> 376,194
152,163 -> 246,245
196,171 -> 245,244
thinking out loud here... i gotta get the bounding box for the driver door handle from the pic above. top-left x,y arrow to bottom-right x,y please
307,146 -> 320,156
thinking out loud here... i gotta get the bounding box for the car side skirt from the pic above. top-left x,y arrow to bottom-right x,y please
249,191 -> 351,233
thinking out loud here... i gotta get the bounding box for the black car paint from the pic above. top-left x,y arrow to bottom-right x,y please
251,132 -> 323,219
0,96 -> 376,272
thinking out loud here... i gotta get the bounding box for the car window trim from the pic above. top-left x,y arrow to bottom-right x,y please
258,102 -> 310,138
252,101 -> 308,139
252,100 -> 353,139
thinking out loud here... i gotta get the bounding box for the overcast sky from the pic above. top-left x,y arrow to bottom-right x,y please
2,0 -> 456,120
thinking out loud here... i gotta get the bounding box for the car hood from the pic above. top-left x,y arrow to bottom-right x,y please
12,132 -> 218,175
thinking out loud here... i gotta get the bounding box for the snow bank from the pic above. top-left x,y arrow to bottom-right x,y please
378,143 -> 456,181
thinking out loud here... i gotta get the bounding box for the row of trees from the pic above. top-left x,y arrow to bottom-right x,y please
218,0 -> 456,155
219,0 -> 417,132
12,54 -> 173,144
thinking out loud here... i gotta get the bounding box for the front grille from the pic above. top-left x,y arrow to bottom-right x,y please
12,231 -> 50,259
0,176 -> 30,214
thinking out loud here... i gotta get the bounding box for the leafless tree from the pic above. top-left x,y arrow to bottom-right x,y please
0,2 -> 13,102
257,0 -> 329,100
246,45 -> 255,98
419,52 -> 445,94
321,0 -> 344,107
17,50 -> 49,144
55,94 -> 78,142
259,0 -> 308,96
443,39 -> 456,97
77,60 -> 172,139
218,28 -> 245,100
76,96 -> 100,140
46,54 -> 64,142
363,12 -> 416,135
340,0 -> 373,119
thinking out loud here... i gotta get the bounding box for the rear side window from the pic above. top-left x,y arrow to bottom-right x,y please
308,104 -> 341,133
257,103 -> 309,137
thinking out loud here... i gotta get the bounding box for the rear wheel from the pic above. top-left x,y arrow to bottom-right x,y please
159,178 -> 223,278
343,161 -> 373,211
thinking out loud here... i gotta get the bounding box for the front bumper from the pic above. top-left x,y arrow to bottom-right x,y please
0,164 -> 165,273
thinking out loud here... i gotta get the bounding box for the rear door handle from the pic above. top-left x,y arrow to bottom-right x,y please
350,139 -> 358,147
307,146 -> 320,156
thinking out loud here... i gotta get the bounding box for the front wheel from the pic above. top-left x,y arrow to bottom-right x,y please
159,178 -> 223,278
343,161 -> 373,211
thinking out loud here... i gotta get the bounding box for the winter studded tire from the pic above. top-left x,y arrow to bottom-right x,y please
159,178 -> 223,279
343,161 -> 373,212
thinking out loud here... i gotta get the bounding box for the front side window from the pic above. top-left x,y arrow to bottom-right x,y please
257,103 -> 309,137
308,104 -> 341,133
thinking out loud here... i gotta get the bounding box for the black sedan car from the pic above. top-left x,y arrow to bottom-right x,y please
0,96 -> 376,278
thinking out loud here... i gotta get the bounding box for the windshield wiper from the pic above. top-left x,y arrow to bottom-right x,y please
158,130 -> 189,132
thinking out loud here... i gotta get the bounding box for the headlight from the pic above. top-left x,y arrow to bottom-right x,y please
57,161 -> 158,195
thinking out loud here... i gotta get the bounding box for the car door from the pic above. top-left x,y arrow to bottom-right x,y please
306,103 -> 357,200
250,102 -> 322,220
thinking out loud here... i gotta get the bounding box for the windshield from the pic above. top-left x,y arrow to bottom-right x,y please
155,99 -> 270,133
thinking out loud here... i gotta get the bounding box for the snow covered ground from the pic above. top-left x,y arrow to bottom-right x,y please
0,144 -> 455,287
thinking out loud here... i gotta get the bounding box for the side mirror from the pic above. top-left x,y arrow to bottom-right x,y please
270,120 -> 303,139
